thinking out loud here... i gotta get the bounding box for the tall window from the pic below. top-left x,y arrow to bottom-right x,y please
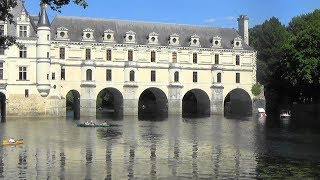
217,73 -> 221,83
193,53 -> 197,64
0,48 -> 4,55
174,71 -> 179,82
0,63 -> 3,80
25,89 -> 29,98
106,49 -> 112,61
106,69 -> 112,81
128,50 -> 133,61
151,51 -> 156,62
60,47 -> 65,59
19,66 -> 27,80
0,25 -> 4,36
215,54 -> 219,64
193,71 -> 197,83
236,73 -> 240,83
19,46 -> 27,58
61,66 -> 65,80
52,72 -> 55,80
19,25 -> 27,37
151,70 -> 156,82
86,48 -> 91,60
86,69 -> 92,81
129,70 -> 135,82
236,55 -> 240,65
172,52 -> 177,63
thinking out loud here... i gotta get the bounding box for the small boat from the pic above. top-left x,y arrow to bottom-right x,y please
2,139 -> 23,146
280,110 -> 291,120
258,108 -> 267,117
77,122 -> 112,127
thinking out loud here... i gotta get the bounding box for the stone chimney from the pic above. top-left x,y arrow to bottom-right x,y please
237,15 -> 249,45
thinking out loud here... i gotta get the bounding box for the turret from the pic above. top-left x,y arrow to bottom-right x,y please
36,2 -> 51,97
237,15 -> 249,45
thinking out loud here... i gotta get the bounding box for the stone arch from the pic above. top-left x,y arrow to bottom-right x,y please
182,89 -> 210,118
96,88 -> 123,119
0,92 -> 6,122
138,87 -> 168,120
66,90 -> 80,119
224,88 -> 252,117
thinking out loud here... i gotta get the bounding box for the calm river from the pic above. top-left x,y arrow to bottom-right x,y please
0,115 -> 320,179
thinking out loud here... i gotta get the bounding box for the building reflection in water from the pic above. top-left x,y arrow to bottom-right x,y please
18,150 -> 27,179
85,129 -> 94,180
105,140 -> 112,180
127,144 -> 135,179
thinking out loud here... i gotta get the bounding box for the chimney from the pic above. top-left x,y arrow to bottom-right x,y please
237,15 -> 249,45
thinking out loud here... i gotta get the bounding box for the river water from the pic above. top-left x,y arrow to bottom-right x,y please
0,115 -> 320,179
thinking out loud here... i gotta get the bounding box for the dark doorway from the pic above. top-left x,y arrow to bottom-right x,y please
96,88 -> 123,119
0,92 -> 6,122
66,90 -> 80,119
138,88 -> 168,120
182,89 -> 210,118
224,88 -> 252,117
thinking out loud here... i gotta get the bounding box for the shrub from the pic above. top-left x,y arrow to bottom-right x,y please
251,83 -> 262,96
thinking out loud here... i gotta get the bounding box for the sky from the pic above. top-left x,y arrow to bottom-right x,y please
24,0 -> 320,29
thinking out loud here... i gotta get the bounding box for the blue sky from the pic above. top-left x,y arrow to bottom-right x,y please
24,0 -> 320,29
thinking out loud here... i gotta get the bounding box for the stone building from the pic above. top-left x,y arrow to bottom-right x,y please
0,0 -> 257,120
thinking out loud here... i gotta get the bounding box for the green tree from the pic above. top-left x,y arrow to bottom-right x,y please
0,0 -> 87,49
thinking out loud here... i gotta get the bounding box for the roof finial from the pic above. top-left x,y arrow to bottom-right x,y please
37,1 -> 50,27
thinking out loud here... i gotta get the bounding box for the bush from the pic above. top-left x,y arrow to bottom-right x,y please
251,83 -> 262,96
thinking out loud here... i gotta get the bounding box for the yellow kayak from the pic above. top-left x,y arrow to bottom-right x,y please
2,140 -> 23,146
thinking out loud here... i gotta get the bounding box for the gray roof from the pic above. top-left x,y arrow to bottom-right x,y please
37,3 -> 50,27
50,16 -> 254,50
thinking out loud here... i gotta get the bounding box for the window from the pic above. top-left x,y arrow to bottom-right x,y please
0,63 -> 3,80
193,53 -> 197,64
174,71 -> 179,82
106,49 -> 112,61
25,89 -> 29,98
128,50 -> 133,61
47,34 -> 50,40
236,73 -> 240,83
52,72 -> 55,80
19,46 -> 27,58
19,66 -> 27,80
47,52 -> 50,58
151,70 -> 156,82
215,54 -> 219,64
217,73 -> 221,83
19,25 -> 27,37
129,70 -> 135,82
86,48 -> 91,60
86,69 -> 92,81
61,66 -> 65,80
172,52 -> 177,63
0,48 -> 4,55
193,71 -> 197,83
151,51 -> 156,62
106,69 -> 112,81
0,25 -> 4,36
236,55 -> 240,65
60,47 -> 65,59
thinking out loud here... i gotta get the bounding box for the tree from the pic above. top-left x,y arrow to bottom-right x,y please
0,0 -> 88,49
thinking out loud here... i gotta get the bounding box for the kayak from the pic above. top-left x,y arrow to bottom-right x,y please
2,139 -> 23,146
77,123 -> 111,127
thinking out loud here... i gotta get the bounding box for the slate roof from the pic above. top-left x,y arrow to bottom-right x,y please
50,16 -> 254,50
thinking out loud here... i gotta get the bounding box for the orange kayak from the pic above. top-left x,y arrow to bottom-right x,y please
2,140 -> 23,146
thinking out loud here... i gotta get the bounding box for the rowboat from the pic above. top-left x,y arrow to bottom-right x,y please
2,139 -> 23,146
77,123 -> 112,127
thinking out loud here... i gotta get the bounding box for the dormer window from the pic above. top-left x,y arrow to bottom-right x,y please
125,30 -> 136,44
212,36 -> 222,48
232,37 -> 243,49
169,33 -> 179,46
148,32 -> 159,44
190,34 -> 200,47
103,29 -> 115,43
16,9 -> 30,38
82,28 -> 94,42
56,27 -> 69,40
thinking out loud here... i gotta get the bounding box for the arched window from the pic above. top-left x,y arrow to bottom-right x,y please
174,71 -> 179,82
217,73 -> 221,83
86,69 -> 92,81
129,70 -> 135,82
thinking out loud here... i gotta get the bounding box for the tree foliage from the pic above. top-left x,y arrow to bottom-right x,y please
251,83 -> 262,96
0,0 -> 87,49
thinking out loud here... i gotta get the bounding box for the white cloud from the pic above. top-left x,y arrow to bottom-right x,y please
204,16 -> 236,23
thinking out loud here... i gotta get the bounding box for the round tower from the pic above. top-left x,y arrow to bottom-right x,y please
237,15 -> 249,45
36,2 -> 51,97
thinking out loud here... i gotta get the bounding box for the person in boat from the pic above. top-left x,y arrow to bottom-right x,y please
9,138 -> 15,143
84,121 -> 90,125
102,120 -> 108,126
89,120 -> 95,125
